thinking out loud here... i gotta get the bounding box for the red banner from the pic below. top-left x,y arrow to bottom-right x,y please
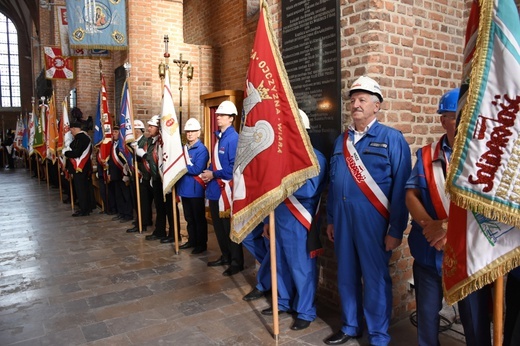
230,1 -> 319,243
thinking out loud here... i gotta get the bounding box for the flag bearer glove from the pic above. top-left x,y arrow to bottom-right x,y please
130,141 -> 138,150
62,146 -> 71,154
135,147 -> 146,158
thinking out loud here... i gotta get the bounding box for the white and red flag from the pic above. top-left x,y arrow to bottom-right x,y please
58,98 -> 73,173
44,46 -> 74,80
58,98 -> 73,152
443,0 -> 520,304
46,93 -> 59,163
230,0 -> 319,243
159,68 -> 187,199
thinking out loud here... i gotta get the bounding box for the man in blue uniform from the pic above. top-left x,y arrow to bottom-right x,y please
405,88 -> 491,346
201,101 -> 244,276
261,109 -> 327,331
241,223 -> 271,301
176,118 -> 209,254
325,76 -> 411,345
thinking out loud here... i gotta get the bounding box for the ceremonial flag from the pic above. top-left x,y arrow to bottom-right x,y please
34,100 -> 47,159
44,47 -> 74,80
46,94 -> 59,163
443,0 -> 520,305
118,80 -> 135,170
28,109 -> 35,156
230,0 -> 319,243
22,113 -> 29,151
57,5 -> 110,58
93,75 -> 112,166
159,68 -> 187,199
58,98 -> 73,152
14,113 -> 24,151
65,0 -> 127,50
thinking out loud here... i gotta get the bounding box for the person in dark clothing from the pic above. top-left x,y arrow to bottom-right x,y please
1,131 -> 15,169
63,122 -> 93,217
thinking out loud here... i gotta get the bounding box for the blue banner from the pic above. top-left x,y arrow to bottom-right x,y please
65,0 -> 127,50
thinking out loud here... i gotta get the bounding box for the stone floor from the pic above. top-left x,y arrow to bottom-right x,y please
0,168 -> 467,345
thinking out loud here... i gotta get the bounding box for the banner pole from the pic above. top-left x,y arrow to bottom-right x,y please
172,188 -> 179,255
58,160 -> 63,201
269,210 -> 279,340
69,177 -> 75,212
46,159 -> 50,189
37,156 -> 41,183
493,276 -> 504,345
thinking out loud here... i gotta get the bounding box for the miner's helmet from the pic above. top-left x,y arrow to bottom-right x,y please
184,118 -> 201,131
215,100 -> 238,116
349,76 -> 383,102
437,88 -> 460,114
298,109 -> 310,130
147,115 -> 160,127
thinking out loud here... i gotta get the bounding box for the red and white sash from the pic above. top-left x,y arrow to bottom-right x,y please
70,142 -> 92,173
421,137 -> 449,219
284,195 -> 320,231
343,133 -> 389,220
111,142 -> 125,172
213,141 -> 232,216
184,144 -> 206,189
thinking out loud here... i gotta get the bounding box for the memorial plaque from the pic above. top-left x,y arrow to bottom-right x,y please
282,0 -> 341,158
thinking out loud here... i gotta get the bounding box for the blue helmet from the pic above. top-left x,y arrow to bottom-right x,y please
437,88 -> 460,114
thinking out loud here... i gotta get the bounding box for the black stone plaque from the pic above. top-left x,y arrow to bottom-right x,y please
282,0 -> 341,158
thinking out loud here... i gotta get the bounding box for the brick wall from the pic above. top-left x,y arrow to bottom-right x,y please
29,0 -> 519,326
183,0 -> 469,323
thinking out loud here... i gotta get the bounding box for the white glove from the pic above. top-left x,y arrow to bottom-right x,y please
135,147 -> 146,158
122,175 -> 130,183
62,146 -> 71,154
130,141 -> 138,150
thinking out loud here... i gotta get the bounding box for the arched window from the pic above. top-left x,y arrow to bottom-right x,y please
0,13 -> 20,108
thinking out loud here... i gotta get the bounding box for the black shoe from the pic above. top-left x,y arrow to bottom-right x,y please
191,246 -> 207,254
324,331 -> 361,345
106,211 -> 117,216
145,234 -> 161,241
112,215 -> 123,221
243,288 -> 265,301
261,307 -> 288,316
72,211 -> 89,217
179,242 -> 194,249
119,217 -> 133,223
291,318 -> 311,331
160,238 -> 174,243
207,257 -> 231,267
126,226 -> 145,233
222,266 -> 243,276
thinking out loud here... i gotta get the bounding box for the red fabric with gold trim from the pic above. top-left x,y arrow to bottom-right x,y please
44,47 -> 74,80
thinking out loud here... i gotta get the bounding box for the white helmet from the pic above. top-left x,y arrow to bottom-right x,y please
298,109 -> 310,130
147,115 -> 160,127
215,100 -> 238,116
349,76 -> 383,102
134,119 -> 145,129
184,118 -> 201,131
